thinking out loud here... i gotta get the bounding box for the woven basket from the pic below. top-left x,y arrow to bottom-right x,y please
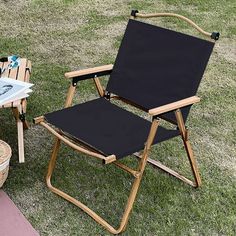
0,140 -> 12,188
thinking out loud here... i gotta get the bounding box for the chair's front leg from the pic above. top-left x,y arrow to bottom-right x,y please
119,118 -> 160,232
46,138 -> 61,188
43,119 -> 159,235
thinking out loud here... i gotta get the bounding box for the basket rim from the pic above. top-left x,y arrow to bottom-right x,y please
0,140 -> 12,165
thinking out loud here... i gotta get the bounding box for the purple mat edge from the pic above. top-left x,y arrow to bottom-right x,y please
0,190 -> 39,236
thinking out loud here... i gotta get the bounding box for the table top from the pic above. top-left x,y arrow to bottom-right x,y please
0,140 -> 12,165
0,58 -> 31,82
0,57 -> 31,108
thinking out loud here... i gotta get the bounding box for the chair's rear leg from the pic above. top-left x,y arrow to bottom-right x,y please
182,135 -> 201,187
46,138 -> 61,188
147,157 -> 196,187
175,109 -> 201,187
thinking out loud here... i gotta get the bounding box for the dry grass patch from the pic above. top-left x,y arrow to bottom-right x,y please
215,38 -> 236,63
1,0 -> 236,235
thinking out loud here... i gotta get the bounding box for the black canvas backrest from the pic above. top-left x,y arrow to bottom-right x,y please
107,19 -> 214,116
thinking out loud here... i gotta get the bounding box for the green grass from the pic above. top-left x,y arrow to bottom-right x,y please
1,0 -> 236,235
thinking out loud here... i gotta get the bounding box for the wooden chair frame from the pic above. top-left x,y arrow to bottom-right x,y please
34,12 -> 217,234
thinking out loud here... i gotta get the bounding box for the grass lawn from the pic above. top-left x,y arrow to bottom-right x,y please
0,0 -> 236,235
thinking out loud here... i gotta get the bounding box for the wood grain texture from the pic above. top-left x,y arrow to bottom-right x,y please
0,58 -> 32,163
65,64 -> 113,79
136,12 -> 212,39
148,96 -> 200,116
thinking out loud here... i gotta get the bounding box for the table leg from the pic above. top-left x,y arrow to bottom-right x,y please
12,106 -> 25,163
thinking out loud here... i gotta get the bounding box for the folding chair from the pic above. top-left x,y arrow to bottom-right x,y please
34,10 -> 219,234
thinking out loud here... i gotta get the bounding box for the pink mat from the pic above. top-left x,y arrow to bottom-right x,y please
0,190 -> 39,236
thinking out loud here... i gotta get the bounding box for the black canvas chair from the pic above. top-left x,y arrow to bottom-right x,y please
34,10 -> 219,234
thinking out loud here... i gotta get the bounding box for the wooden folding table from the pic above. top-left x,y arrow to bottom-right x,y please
0,58 -> 31,163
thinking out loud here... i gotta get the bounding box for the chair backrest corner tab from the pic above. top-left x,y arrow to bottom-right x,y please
104,154 -> 116,164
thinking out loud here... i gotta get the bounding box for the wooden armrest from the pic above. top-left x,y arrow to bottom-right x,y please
64,64 -> 113,79
148,96 -> 200,116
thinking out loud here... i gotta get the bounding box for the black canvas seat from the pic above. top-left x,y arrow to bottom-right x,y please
45,98 -> 179,159
34,10 -> 219,234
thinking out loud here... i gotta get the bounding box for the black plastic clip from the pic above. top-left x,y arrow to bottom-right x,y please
105,91 -> 111,100
211,32 -> 220,40
19,113 -> 26,122
152,115 -> 158,121
72,78 -> 77,87
131,9 -> 139,17
0,57 -> 8,75
26,67 -> 31,74
0,57 -> 8,62
152,115 -> 161,122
